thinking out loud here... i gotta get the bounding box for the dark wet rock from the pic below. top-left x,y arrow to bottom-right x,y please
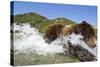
63,44 -> 96,62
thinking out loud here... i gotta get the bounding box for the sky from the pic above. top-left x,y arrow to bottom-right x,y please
11,1 -> 97,26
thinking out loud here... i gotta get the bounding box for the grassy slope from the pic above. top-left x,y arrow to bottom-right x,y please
13,12 -> 76,33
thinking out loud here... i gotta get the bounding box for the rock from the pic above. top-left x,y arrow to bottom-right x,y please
63,44 -> 96,62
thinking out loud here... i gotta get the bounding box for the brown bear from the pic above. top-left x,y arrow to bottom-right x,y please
43,21 -> 96,48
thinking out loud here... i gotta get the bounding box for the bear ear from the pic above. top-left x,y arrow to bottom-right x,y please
82,21 -> 87,24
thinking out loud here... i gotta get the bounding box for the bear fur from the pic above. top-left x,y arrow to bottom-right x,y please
43,21 -> 96,48
43,23 -> 64,43
65,21 -> 96,48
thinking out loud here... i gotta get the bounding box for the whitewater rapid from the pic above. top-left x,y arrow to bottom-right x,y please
13,23 -> 64,55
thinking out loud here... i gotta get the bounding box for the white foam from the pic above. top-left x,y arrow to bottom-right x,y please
13,23 -> 64,55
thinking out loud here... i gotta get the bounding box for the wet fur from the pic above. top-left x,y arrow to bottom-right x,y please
44,21 -> 96,48
66,21 -> 96,48
43,23 -> 64,43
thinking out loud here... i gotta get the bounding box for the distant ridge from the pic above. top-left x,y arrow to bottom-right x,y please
12,12 -> 76,32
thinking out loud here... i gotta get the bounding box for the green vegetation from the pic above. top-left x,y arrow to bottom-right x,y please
13,12 -> 76,33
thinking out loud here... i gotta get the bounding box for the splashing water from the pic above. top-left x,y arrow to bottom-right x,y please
63,33 -> 97,56
13,23 -> 64,55
13,23 -> 97,57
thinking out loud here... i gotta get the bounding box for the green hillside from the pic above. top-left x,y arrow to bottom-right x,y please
13,12 -> 76,33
